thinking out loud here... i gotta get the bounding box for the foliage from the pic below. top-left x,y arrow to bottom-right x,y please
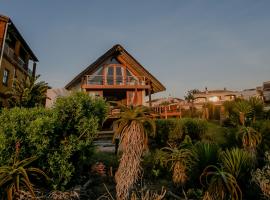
114,105 -> 155,200
237,126 -> 262,151
220,148 -> 254,181
192,142 -> 220,183
156,141 -> 195,186
6,75 -> 49,108
0,92 -> 109,190
154,118 -> 208,147
252,152 -> 270,199
200,165 -> 242,200
0,156 -> 49,200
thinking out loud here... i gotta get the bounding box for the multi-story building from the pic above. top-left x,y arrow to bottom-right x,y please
0,15 -> 38,106
65,44 -> 165,108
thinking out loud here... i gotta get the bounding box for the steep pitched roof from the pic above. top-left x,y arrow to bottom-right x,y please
65,44 -> 166,94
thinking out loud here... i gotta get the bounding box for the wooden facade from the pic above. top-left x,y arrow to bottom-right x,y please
65,44 -> 165,107
0,15 -> 38,106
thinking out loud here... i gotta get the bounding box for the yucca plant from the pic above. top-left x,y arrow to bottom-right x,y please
248,97 -> 264,122
220,148 -> 254,180
192,142 -> 220,180
237,126 -> 262,152
0,156 -> 49,200
113,105 -> 155,200
200,165 -> 242,200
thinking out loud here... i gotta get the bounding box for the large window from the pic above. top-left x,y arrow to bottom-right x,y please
2,69 -> 9,86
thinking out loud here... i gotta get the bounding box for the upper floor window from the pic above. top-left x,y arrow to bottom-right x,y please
2,69 -> 9,86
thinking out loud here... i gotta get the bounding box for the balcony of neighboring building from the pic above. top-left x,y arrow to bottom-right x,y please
2,43 -> 32,76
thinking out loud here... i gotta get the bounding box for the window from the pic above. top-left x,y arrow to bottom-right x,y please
2,69 -> 9,86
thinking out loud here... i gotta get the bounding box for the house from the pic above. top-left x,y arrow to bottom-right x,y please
65,44 -> 165,107
193,88 -> 238,108
263,81 -> 270,103
0,15 -> 38,106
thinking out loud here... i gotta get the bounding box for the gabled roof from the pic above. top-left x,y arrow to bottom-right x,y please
65,44 -> 166,94
0,14 -> 38,62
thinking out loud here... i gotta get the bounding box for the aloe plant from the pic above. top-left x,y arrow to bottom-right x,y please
0,156 -> 49,200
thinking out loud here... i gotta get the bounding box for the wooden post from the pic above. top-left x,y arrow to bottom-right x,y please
32,62 -> 36,77
148,81 -> 152,108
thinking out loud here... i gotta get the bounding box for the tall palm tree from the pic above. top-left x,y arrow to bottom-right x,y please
200,165 -> 242,200
113,105 -> 155,200
6,75 -> 49,108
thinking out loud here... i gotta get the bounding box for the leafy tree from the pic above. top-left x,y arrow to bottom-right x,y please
6,75 -> 49,108
114,105 -> 155,200
184,89 -> 200,117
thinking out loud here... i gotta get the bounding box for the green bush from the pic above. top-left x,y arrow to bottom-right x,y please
154,118 -> 208,147
0,92 -> 109,190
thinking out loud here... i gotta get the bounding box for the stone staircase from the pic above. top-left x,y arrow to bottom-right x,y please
94,130 -> 115,152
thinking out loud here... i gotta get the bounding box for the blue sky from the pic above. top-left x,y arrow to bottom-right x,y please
1,1 -> 270,98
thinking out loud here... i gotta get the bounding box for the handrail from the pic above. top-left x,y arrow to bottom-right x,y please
83,75 -> 148,86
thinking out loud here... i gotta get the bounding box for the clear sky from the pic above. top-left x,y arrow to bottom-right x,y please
1,1 -> 270,98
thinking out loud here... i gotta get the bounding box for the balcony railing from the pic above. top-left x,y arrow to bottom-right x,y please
3,44 -> 30,74
83,75 -> 148,86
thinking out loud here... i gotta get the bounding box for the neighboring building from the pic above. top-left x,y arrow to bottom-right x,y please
238,87 -> 263,100
263,81 -> 270,103
0,15 -> 38,105
193,88 -> 238,108
65,44 -> 165,107
46,88 -> 70,108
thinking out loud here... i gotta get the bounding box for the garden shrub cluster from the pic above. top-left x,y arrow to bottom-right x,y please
154,118 -> 208,147
0,92 -> 109,190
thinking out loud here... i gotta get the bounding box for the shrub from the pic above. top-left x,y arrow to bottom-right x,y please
0,92 -> 109,190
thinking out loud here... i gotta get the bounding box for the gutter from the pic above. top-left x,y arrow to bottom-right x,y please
0,22 -> 10,71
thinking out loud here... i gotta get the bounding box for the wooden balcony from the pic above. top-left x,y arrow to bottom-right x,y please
81,75 -> 151,89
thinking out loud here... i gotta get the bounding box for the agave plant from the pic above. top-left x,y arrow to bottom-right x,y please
237,126 -> 262,151
200,165 -> 242,200
0,156 -> 49,200
113,105 -> 155,200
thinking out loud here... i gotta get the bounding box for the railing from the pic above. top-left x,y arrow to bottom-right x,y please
3,44 -> 29,71
83,75 -> 148,86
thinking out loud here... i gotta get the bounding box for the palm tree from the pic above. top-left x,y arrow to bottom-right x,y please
6,75 -> 49,108
113,105 -> 155,200
0,156 -> 49,200
200,165 -> 242,200
237,126 -> 262,152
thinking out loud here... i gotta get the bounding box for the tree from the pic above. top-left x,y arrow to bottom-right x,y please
114,105 -> 155,200
233,100 -> 253,126
184,89 -> 200,117
6,75 -> 49,108
248,97 -> 264,122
